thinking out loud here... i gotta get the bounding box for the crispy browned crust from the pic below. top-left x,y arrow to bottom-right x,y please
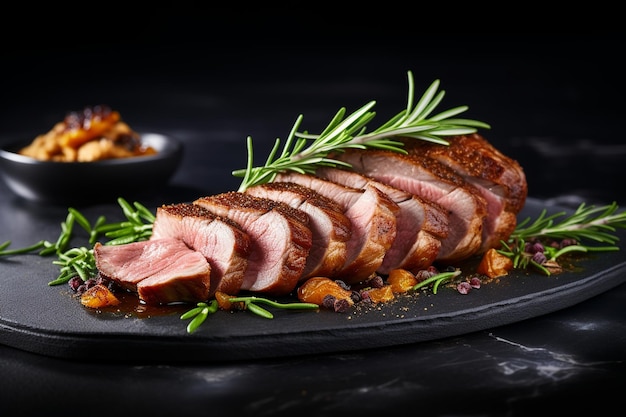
197,191 -> 310,227
246,181 -> 352,279
194,192 -> 312,295
402,134 -> 528,213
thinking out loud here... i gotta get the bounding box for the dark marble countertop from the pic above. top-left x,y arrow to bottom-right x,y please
1,32 -> 624,416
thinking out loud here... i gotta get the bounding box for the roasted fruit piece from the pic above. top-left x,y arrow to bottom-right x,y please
297,277 -> 354,307
80,284 -> 121,308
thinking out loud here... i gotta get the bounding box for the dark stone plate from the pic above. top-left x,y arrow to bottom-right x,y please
1,197 -> 624,362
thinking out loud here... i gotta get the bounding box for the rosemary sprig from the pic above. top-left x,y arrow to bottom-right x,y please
412,270 -> 462,294
180,297 -> 319,333
227,295 -> 319,318
498,201 -> 626,274
233,72 -> 490,191
511,201 -> 626,243
180,300 -> 219,333
0,198 -> 155,285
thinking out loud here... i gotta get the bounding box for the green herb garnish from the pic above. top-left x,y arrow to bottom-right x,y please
0,197 -> 155,285
233,71 -> 490,191
411,270 -> 462,294
180,300 -> 219,333
498,201 -> 626,275
181,297 -> 319,333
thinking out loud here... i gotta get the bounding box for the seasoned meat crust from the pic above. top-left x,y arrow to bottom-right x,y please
275,172 -> 399,283
411,134 -> 527,213
194,192 -> 312,295
335,148 -> 488,263
400,134 -> 527,251
316,167 -> 449,274
246,181 -> 351,279
151,202 -> 251,296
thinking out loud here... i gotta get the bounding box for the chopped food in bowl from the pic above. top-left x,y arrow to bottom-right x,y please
0,106 -> 183,205
18,105 -> 157,162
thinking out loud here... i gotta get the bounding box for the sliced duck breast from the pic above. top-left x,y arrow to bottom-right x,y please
194,192 -> 312,295
151,202 -> 251,296
245,181 -> 351,279
335,149 -> 488,263
136,253 -> 213,305
93,238 -> 212,305
316,167 -> 450,274
274,172 -> 399,283
400,134 -> 527,251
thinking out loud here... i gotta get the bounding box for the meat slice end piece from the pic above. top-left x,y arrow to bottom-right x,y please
152,202 -> 250,296
94,238 -> 212,305
137,250 -> 212,305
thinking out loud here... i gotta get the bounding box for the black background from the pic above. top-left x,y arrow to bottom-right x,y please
3,17 -> 624,202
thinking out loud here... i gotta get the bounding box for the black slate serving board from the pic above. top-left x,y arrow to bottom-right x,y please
1,197 -> 625,362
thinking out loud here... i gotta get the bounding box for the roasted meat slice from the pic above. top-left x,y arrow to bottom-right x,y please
274,172 -> 399,283
93,238 -> 212,305
151,202 -> 251,296
245,181 -> 351,279
316,167 -> 450,274
335,149 -> 488,263
400,134 -> 527,251
194,192 -> 312,295
136,253 -> 213,305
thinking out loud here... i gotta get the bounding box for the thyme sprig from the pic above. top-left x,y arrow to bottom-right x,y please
498,201 -> 626,275
181,297 -> 319,333
0,198 -> 155,285
233,72 -> 490,191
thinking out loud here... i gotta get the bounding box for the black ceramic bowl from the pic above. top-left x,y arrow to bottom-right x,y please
0,133 -> 183,205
